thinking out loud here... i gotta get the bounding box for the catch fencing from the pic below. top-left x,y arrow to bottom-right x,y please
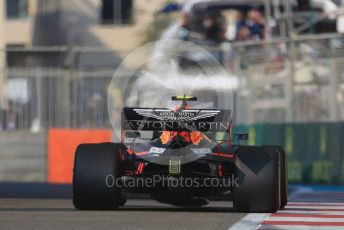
0,47 -> 119,131
1,34 -> 344,131
228,33 -> 344,124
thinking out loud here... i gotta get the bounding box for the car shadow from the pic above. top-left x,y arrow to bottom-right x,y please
119,206 -> 235,213
0,206 -> 236,213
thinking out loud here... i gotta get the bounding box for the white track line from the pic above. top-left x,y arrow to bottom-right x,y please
228,214 -> 270,230
267,217 -> 344,222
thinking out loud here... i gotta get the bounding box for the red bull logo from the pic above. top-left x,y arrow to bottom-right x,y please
160,131 -> 203,145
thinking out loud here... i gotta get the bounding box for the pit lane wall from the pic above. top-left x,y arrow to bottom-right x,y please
0,124 -> 343,184
233,123 -> 344,184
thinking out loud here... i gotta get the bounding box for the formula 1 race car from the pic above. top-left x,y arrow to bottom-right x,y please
73,96 -> 287,212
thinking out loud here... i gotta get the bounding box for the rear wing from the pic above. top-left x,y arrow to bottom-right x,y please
122,107 -> 232,132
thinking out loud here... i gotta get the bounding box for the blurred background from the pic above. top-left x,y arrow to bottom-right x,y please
0,0 -> 344,187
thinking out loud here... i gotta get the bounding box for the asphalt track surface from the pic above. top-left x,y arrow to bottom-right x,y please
0,199 -> 243,230
2,183 -> 344,230
0,183 -> 245,230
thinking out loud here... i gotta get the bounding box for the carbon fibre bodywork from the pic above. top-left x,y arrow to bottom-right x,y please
118,105 -> 236,205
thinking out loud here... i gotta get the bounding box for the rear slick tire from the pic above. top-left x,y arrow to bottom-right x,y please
233,146 -> 281,213
73,143 -> 122,210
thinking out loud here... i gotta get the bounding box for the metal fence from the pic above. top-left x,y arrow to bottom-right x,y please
1,34 -> 344,131
228,33 -> 344,124
2,68 -> 114,131
0,47 -> 119,131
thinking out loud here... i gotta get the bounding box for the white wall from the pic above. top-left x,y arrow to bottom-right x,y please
0,132 -> 47,182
